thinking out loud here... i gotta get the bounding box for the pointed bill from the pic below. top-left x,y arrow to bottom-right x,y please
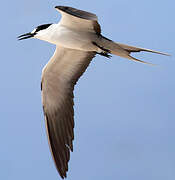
17,32 -> 34,40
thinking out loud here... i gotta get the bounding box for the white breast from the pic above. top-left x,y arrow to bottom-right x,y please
36,24 -> 98,52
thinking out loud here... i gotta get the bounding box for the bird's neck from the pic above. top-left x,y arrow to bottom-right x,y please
34,24 -> 59,45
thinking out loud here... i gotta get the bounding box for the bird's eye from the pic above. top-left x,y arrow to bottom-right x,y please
35,24 -> 52,33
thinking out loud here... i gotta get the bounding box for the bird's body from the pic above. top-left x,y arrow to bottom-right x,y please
36,24 -> 95,51
18,6 -> 169,179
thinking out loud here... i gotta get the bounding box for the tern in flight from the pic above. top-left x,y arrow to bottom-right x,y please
18,6 -> 169,178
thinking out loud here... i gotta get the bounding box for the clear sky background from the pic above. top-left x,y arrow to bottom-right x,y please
1,0 -> 174,179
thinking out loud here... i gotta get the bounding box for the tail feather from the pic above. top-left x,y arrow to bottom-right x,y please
126,54 -> 155,65
95,36 -> 170,64
116,42 -> 170,56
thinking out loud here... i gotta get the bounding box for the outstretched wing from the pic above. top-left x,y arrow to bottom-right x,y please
41,46 -> 96,178
55,6 -> 101,34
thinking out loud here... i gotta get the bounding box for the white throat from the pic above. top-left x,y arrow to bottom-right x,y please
34,23 -> 98,52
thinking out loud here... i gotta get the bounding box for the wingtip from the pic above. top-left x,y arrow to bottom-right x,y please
55,6 -> 69,11
164,53 -> 171,57
55,6 -> 61,9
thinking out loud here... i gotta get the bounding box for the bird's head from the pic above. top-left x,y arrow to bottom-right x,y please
18,24 -> 52,40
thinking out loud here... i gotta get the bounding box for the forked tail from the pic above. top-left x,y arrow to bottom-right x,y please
94,35 -> 170,65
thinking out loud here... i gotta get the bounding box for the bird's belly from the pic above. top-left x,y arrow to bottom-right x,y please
50,27 -> 97,51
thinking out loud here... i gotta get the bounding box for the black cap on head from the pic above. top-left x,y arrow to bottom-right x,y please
35,24 -> 52,33
17,23 -> 52,40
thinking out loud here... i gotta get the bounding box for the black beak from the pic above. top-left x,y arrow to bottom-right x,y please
17,32 -> 34,40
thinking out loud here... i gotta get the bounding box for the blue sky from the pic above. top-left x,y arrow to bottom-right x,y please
1,0 -> 174,179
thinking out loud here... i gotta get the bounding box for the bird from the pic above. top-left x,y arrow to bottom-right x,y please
18,6 -> 169,179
